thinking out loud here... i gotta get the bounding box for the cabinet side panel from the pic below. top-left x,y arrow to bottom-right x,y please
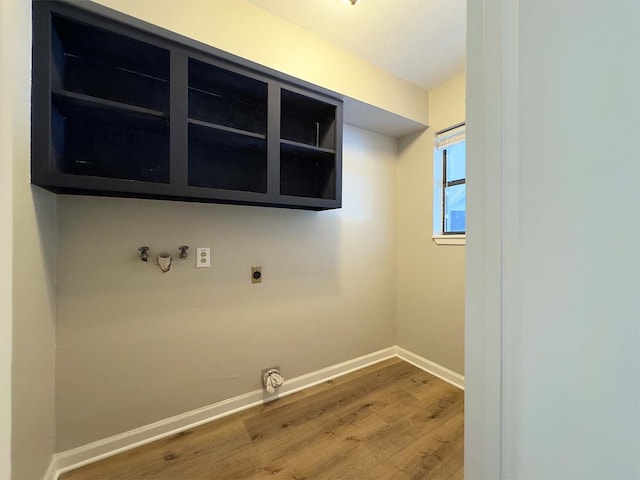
170,51 -> 188,186
31,2 -> 53,183
267,83 -> 281,197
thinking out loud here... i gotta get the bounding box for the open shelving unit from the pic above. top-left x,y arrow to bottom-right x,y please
32,1 -> 342,210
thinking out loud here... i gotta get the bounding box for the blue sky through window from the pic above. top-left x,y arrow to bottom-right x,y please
446,142 -> 465,182
444,140 -> 465,233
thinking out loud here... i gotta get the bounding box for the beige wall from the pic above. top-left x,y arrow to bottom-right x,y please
92,0 -> 428,126
5,0 -> 58,479
0,0 -> 14,476
56,125 -> 397,450
395,73 -> 466,374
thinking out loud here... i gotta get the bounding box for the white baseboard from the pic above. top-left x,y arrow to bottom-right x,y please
42,456 -> 59,480
47,346 -> 464,479
395,346 -> 465,390
51,347 -> 396,478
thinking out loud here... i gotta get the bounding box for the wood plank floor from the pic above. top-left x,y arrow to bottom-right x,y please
61,358 -> 463,480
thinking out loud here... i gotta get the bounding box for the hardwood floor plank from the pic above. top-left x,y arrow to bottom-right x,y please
61,360 -> 463,480
388,391 -> 464,480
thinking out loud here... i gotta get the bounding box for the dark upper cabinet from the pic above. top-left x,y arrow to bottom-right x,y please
31,1 -> 342,210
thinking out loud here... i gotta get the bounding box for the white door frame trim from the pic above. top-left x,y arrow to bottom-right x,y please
465,1 -> 519,478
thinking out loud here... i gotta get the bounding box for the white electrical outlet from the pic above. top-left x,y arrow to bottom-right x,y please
196,248 -> 211,268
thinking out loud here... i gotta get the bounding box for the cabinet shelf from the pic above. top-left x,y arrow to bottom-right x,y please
187,118 -> 266,141
280,138 -> 335,155
53,89 -> 167,121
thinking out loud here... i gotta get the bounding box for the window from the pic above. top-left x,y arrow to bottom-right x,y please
433,123 -> 465,244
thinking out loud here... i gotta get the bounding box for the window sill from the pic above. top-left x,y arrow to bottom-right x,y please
433,234 -> 466,246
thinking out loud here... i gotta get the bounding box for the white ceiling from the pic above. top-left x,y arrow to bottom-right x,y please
244,0 -> 466,91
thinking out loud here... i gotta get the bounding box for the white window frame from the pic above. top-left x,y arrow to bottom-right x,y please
433,122 -> 466,245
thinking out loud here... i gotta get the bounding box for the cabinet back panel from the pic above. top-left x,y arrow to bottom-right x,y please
189,146 -> 267,193
53,106 -> 170,183
189,59 -> 267,105
51,14 -> 170,82
189,125 -> 267,193
281,90 -> 336,150
189,89 -> 266,135
63,55 -> 170,113
280,150 -> 336,200
281,113 -> 336,150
